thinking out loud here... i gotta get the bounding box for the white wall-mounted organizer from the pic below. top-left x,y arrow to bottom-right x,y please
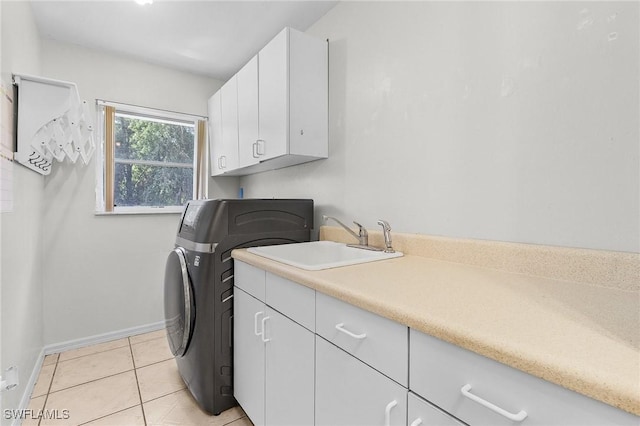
13,74 -> 95,176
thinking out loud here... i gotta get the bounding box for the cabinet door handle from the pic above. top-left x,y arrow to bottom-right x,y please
254,311 -> 264,337
221,156 -> 226,169
460,384 -> 527,422
384,400 -> 397,426
335,323 -> 367,340
261,316 -> 271,342
256,139 -> 265,156
409,419 -> 423,426
252,142 -> 259,158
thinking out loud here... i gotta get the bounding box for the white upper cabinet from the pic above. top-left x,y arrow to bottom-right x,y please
208,91 -> 223,176
209,27 -> 328,176
211,76 -> 239,176
237,56 -> 260,168
255,28 -> 288,163
287,27 -> 329,159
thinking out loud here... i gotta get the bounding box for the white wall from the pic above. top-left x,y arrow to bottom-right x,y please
0,1 -> 44,422
240,1 -> 639,253
39,40 -> 236,344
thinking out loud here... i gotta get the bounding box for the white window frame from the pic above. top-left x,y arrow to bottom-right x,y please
95,100 -> 208,214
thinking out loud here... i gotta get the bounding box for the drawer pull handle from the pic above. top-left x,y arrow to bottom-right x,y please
384,400 -> 397,426
409,419 -> 423,426
335,323 -> 367,340
461,384 -> 527,422
254,311 -> 264,336
261,316 -> 271,343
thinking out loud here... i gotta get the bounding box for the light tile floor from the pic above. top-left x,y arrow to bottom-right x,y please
25,330 -> 253,426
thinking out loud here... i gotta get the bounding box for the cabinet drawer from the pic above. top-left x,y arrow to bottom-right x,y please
265,272 -> 315,332
408,392 -> 465,426
410,329 -> 638,426
316,336 -> 407,426
316,292 -> 408,386
235,261 -> 266,301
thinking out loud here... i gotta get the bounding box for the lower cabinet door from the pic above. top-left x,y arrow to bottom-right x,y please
408,392 -> 465,426
234,288 -> 266,426
316,336 -> 407,426
265,307 -> 315,426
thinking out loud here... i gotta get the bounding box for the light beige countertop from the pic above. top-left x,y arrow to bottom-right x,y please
232,240 -> 640,416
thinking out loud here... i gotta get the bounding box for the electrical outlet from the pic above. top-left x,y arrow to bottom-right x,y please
0,366 -> 19,391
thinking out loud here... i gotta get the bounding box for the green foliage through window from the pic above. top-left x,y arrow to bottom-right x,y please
114,113 -> 195,207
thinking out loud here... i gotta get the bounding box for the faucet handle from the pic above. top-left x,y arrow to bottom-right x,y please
353,221 -> 368,237
352,221 -> 369,245
377,220 -> 395,253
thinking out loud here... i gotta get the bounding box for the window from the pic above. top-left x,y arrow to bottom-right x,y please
97,101 -> 208,213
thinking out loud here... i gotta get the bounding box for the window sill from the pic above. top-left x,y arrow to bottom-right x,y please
95,206 -> 184,216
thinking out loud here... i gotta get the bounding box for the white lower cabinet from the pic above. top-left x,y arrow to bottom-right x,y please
234,287 -> 266,425
234,262 -> 315,426
410,329 -> 639,426
234,262 -> 638,426
408,392 -> 465,426
264,307 -> 315,426
315,336 -> 407,426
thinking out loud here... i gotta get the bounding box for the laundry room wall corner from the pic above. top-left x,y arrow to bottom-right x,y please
0,2 -> 45,424
38,40 -> 235,345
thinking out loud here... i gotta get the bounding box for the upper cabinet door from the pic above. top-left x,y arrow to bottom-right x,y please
208,91 -> 224,176
219,76 -> 239,172
289,28 -> 328,158
237,56 -> 260,168
258,29 -> 289,161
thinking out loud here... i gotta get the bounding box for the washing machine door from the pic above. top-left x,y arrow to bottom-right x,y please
164,247 -> 195,357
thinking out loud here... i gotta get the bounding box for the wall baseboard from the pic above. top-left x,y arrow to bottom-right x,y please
11,349 -> 45,426
44,320 -> 166,355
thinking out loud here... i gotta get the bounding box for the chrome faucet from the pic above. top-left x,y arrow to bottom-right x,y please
322,215 -> 375,250
377,219 -> 395,253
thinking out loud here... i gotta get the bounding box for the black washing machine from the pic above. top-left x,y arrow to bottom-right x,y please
164,198 -> 313,415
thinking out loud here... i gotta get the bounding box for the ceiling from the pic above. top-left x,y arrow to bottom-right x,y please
30,0 -> 338,80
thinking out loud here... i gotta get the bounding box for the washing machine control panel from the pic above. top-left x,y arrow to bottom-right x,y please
180,203 -> 202,236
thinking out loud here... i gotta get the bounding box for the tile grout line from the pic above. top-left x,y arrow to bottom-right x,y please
136,386 -> 188,406
46,354 -> 175,396
56,342 -> 131,364
46,367 -> 136,395
222,415 -> 250,426
129,335 -> 167,346
38,355 -> 60,426
129,336 -> 149,426
46,349 -> 173,396
138,388 -> 247,425
75,403 -> 141,426
131,357 -> 174,370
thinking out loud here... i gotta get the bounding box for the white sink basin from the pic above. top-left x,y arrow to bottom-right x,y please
247,241 -> 403,270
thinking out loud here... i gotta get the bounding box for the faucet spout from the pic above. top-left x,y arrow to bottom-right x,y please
322,215 -> 369,246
